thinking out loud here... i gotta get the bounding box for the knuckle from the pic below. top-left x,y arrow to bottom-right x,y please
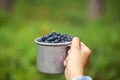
84,49 -> 92,55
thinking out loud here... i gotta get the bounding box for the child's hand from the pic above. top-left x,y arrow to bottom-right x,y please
64,37 -> 92,80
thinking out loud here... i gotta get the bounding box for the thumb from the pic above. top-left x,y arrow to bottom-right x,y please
71,37 -> 81,50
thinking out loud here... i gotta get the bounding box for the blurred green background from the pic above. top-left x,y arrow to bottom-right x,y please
0,0 -> 120,80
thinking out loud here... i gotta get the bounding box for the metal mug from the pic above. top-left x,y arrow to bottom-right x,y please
34,37 -> 71,74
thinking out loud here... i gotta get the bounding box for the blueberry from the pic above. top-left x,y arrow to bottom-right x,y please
44,34 -> 49,38
39,32 -> 73,43
62,34 -> 67,38
65,37 -> 68,41
70,36 -> 73,40
47,37 -> 54,41
61,34 -> 64,37
66,35 -> 72,41
57,36 -> 60,40
51,32 -> 56,35
51,41 -> 54,43
58,38 -> 60,42
60,40 -> 65,43
61,36 -> 64,40
37,38 -> 42,42
57,33 -> 61,36
47,32 -> 53,37
66,36 -> 71,41
54,39 -> 59,43
66,36 -> 70,38
41,36 -> 46,41
47,33 -> 52,37
57,36 -> 61,38
45,40 -> 48,43
48,41 -> 52,43
53,34 -> 57,39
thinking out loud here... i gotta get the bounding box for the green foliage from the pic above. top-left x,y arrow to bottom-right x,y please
0,0 -> 120,80
0,11 -> 9,26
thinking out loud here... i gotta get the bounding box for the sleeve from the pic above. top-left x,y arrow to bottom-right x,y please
71,76 -> 92,80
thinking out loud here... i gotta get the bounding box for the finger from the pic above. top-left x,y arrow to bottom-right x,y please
68,49 -> 71,54
63,56 -> 69,67
64,60 -> 67,67
71,37 -> 81,50
81,42 -> 92,54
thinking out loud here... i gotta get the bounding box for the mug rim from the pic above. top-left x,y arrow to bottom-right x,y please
34,37 -> 71,46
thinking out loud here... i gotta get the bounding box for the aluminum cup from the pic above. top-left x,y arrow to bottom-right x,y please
34,37 -> 71,74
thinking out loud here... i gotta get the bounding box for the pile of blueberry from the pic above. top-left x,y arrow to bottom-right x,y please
37,32 -> 73,43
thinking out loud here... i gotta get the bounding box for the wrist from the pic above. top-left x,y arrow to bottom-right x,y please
70,71 -> 84,79
75,68 -> 84,77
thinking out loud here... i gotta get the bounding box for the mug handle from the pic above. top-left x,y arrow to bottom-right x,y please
65,45 -> 71,57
